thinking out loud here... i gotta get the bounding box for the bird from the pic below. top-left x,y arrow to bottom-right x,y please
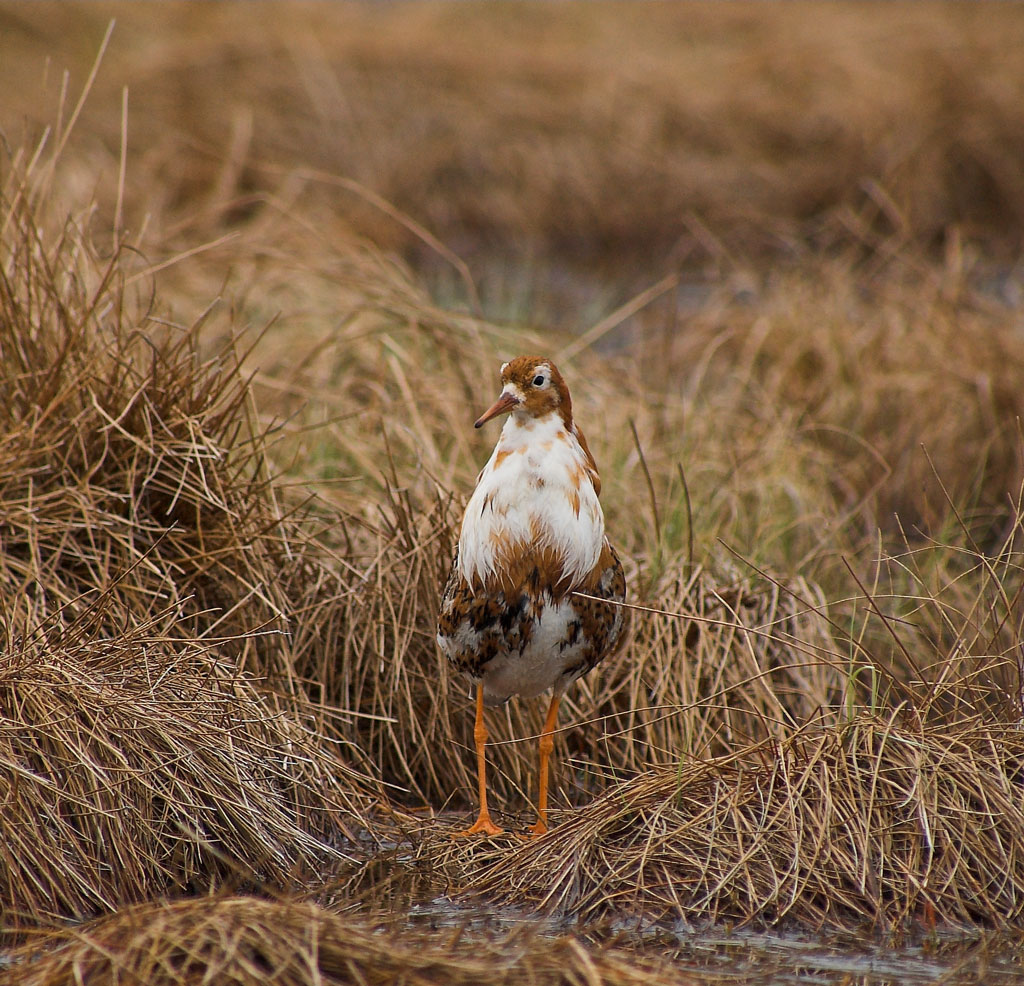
437,355 -> 627,836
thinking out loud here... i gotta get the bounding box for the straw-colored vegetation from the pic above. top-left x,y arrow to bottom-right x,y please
5,896 -> 682,986
3,3 -> 1024,982
469,717 -> 1024,930
0,617 -> 367,936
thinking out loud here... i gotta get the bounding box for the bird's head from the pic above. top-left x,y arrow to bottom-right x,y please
474,355 -> 572,430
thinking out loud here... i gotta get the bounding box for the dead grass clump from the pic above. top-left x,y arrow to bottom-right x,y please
848,499 -> 1024,725
573,560 -> 845,774
0,195 -> 282,666
0,610 -> 372,940
3,895 -> 679,986
0,144 -> 385,702
0,161 -> 378,938
468,716 -> 1024,932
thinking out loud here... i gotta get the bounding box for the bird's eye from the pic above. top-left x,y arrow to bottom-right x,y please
532,374 -> 546,387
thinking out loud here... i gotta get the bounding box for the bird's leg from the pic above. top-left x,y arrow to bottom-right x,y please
529,692 -> 562,836
456,683 -> 504,837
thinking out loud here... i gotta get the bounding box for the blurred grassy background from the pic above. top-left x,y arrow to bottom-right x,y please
4,2 -> 1024,318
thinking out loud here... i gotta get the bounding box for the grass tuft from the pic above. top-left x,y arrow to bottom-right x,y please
0,113 -> 377,939
0,610 -> 369,939
4,895 -> 679,986
466,716 -> 1024,932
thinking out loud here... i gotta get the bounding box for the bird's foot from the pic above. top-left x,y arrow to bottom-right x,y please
527,816 -> 548,837
453,812 -> 504,838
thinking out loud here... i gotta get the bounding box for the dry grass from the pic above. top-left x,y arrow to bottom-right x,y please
0,180 -> 320,678
2,0 -> 1024,952
391,511 -> 1024,931
631,265 -> 1024,538
5,4 -> 1024,288
3,895 -> 679,986
0,612 -> 370,940
463,716 -> 1024,932
0,84 -> 379,939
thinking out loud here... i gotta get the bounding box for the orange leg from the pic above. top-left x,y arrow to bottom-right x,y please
455,683 -> 504,837
529,692 -> 562,836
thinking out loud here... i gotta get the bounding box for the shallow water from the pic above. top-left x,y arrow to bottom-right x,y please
650,925 -> 1023,986
406,895 -> 1024,986
334,825 -> 1024,986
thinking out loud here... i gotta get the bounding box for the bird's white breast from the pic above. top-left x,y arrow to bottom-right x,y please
458,412 -> 604,589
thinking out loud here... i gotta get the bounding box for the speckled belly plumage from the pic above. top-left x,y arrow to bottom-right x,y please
437,541 -> 627,706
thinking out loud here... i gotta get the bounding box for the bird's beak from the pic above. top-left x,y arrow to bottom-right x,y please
474,390 -> 520,429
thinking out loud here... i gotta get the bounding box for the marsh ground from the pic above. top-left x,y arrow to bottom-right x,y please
2,4 -> 1024,984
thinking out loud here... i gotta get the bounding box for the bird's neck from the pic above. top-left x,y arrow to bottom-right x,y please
496,409 -> 568,449
458,410 -> 605,591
